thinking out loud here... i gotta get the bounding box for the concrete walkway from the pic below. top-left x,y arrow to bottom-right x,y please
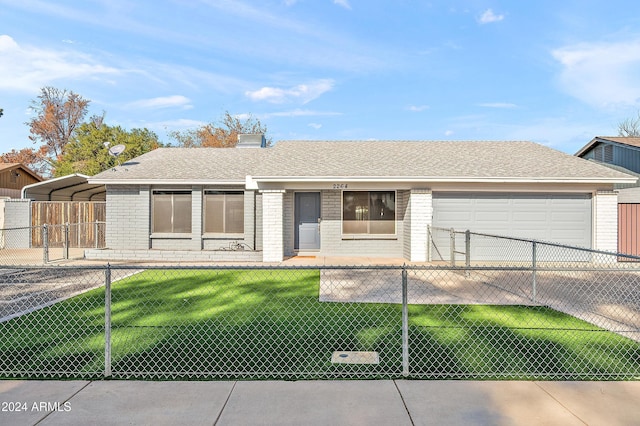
1,379 -> 639,425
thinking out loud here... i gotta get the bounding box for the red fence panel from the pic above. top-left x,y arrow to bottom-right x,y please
618,203 -> 640,260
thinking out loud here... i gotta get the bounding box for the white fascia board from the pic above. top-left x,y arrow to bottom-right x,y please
87,179 -> 247,185
245,175 -> 259,190
250,176 -> 638,184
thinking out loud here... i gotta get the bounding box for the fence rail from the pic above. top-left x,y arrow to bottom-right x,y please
428,226 -> 640,267
0,264 -> 638,380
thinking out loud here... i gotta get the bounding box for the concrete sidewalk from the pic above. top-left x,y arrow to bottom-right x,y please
1,380 -> 639,426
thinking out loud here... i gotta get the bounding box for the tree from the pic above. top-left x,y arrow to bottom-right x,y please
617,111 -> 640,137
26,87 -> 90,159
0,146 -> 49,177
0,108 -> 3,118
169,111 -> 270,147
54,122 -> 162,177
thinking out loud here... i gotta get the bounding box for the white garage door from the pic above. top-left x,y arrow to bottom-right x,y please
432,193 -> 592,261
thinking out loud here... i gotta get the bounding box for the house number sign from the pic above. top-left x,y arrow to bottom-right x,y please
332,183 -> 349,189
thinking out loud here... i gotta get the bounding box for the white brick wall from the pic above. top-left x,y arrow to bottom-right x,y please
283,192 -> 294,256
106,185 -> 150,250
190,186 -> 203,250
261,190 -> 285,262
244,190 -> 255,250
403,190 -> 412,259
594,190 -> 618,253
2,199 -> 31,248
409,189 -> 432,262
85,248 -> 262,262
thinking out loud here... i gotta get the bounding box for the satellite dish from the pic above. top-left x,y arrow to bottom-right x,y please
108,144 -> 126,157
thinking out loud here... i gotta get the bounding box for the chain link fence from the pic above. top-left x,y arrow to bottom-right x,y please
0,222 -> 106,265
428,225 -> 640,267
1,263 -> 638,380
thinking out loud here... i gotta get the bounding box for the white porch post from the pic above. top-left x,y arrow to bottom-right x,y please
409,188 -> 432,262
594,190 -> 618,254
261,189 -> 285,262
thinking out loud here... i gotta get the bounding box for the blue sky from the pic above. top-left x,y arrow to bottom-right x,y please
1,1 -> 640,155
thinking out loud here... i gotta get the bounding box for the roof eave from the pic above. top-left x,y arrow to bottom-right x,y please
250,176 -> 637,184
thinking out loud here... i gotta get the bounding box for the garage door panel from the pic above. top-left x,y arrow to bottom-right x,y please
434,211 -> 472,221
432,193 -> 592,261
475,211 -> 509,221
512,211 -> 548,222
551,211 -> 587,222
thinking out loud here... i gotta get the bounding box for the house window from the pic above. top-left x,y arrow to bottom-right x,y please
204,191 -> 244,234
342,191 -> 396,234
152,191 -> 192,233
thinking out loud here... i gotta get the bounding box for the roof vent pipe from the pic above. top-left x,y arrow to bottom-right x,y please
237,134 -> 267,148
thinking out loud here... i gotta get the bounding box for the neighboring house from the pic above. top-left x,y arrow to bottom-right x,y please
86,136 -> 636,262
0,163 -> 42,198
576,136 -> 640,257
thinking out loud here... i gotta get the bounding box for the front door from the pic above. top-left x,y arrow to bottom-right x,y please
295,192 -> 321,250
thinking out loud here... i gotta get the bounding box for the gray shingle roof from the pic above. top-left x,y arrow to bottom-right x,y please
89,140 -> 636,183
91,147 -> 266,182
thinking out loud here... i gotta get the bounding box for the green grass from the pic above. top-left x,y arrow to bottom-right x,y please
0,269 -> 638,380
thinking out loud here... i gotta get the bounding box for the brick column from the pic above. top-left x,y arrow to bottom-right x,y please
594,190 -> 618,253
261,190 -> 285,262
190,185 -> 203,250
409,189 -> 432,262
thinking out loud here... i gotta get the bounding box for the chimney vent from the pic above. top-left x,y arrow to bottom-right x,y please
237,134 -> 266,148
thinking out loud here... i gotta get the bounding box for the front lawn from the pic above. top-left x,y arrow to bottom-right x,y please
0,268 -> 638,380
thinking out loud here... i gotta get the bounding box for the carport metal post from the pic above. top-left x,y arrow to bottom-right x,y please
105,264 -> 112,377
532,241 -> 537,303
401,266 -> 409,376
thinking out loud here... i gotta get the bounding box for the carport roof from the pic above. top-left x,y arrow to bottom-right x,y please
22,174 -> 106,201
88,140 -> 638,185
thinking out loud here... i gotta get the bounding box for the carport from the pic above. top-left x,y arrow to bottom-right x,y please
21,174 -> 105,201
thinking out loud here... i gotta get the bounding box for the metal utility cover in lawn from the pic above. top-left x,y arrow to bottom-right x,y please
331,351 -> 379,364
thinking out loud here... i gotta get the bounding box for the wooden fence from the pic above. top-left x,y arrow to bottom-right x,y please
618,203 -> 640,261
31,202 -> 106,248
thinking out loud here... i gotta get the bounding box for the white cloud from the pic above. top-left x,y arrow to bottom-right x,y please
444,130 -> 454,136
478,102 -> 517,109
407,105 -> 429,112
552,38 -> 640,109
125,95 -> 193,110
333,0 -> 352,10
478,9 -> 504,24
245,79 -> 335,104
308,123 -> 322,129
0,34 -> 121,92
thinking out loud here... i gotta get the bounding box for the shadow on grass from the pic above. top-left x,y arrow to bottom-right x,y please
408,305 -> 640,379
0,269 -> 638,380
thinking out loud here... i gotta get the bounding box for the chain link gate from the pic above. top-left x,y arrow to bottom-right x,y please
0,264 -> 638,380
